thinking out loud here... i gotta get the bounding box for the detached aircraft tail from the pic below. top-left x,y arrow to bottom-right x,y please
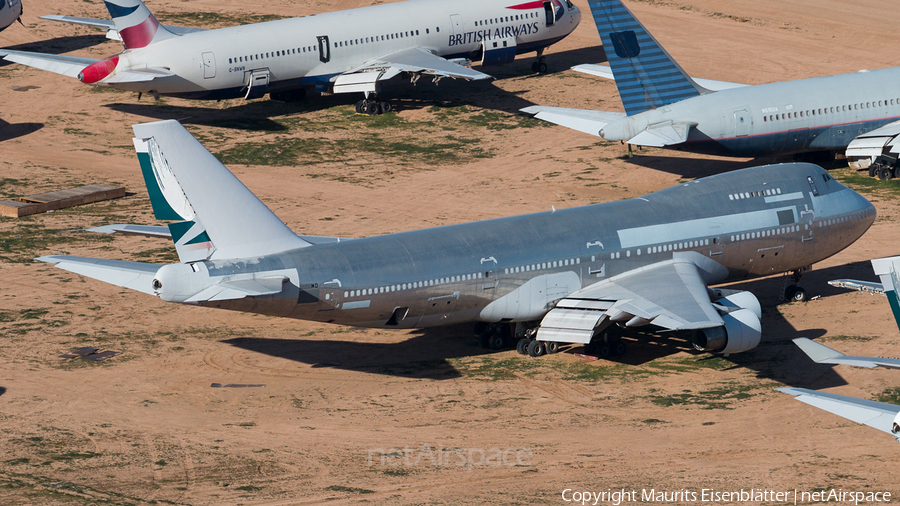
586,0 -> 708,115
132,120 -> 311,262
103,0 -> 177,49
871,256 -> 900,330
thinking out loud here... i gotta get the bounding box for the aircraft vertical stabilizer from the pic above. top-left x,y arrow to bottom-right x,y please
131,120 -> 311,262
587,0 -> 708,115
871,256 -> 900,330
103,0 -> 177,49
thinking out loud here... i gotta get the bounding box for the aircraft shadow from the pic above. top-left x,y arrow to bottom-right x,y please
0,118 -> 43,142
0,386 -> 5,397
621,154 -> 759,179
0,34 -> 109,66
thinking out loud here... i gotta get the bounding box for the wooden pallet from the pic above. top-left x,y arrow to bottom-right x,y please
0,184 -> 126,218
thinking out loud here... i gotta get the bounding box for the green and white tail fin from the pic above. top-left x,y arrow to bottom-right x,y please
872,256 -> 900,332
132,120 -> 311,263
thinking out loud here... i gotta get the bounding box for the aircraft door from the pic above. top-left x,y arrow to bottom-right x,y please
201,52 -> 216,79
450,14 -> 463,34
543,1 -> 556,26
317,280 -> 343,311
317,35 -> 331,63
243,69 -> 270,99
734,109 -> 751,137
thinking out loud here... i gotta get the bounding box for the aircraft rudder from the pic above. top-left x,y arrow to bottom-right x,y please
586,0 -> 706,115
104,0 -> 176,49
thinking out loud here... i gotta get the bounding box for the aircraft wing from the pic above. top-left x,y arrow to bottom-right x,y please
536,259 -> 726,343
846,119 -> 900,162
777,387 -> 900,436
627,121 -> 698,147
0,49 -> 97,78
332,47 -> 491,94
793,338 -> 900,369
828,279 -> 884,295
36,255 -> 161,295
519,106 -> 626,136
41,15 -> 206,42
572,64 -> 747,91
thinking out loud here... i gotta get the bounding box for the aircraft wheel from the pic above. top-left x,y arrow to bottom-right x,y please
785,285 -> 808,302
546,341 -> 560,354
614,341 -> 627,356
380,101 -> 392,114
598,345 -> 611,359
537,62 -> 549,74
527,340 -> 546,357
365,101 -> 378,115
488,332 -> 505,350
355,100 -> 366,114
880,166 -> 893,180
516,338 -> 530,355
869,165 -> 877,177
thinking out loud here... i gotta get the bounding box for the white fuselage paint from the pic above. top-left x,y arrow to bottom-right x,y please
103,0 -> 581,98
600,68 -> 900,157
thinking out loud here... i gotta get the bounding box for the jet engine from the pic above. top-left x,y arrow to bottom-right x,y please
692,290 -> 762,354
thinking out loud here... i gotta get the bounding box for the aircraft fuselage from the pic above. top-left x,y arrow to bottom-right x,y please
183,163 -> 873,328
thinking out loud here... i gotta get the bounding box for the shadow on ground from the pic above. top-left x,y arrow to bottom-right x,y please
224,260 -> 870,389
0,117 -> 42,142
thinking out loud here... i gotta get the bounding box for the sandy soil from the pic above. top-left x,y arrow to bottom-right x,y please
1,0 -> 899,504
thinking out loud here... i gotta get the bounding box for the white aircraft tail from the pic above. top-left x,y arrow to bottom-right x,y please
871,256 -> 900,332
132,120 -> 311,262
104,0 -> 177,49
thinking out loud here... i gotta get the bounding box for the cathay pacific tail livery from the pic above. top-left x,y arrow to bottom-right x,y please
0,0 -> 22,32
38,120 -> 873,358
523,0 -> 900,178
1,0 -> 580,114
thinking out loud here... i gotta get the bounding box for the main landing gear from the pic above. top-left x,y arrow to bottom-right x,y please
782,268 -> 809,302
516,337 -> 561,357
531,49 -> 549,74
355,98 -> 392,116
476,322 -> 515,350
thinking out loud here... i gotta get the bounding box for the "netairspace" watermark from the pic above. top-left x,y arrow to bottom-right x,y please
368,444 -> 531,472
560,488 -> 892,505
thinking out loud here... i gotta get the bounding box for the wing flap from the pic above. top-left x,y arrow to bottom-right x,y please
333,47 -> 491,94
519,106 -> 626,136
778,388 -> 900,434
36,255 -> 161,295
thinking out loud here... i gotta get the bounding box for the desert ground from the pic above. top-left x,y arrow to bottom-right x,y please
1,0 -> 899,504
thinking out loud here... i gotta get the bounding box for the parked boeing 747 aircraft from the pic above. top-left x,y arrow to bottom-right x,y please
37,120 -> 874,358
0,0 -> 22,32
0,0 -> 580,114
522,0 -> 900,178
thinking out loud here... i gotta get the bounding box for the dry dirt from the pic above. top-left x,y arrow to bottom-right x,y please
1,0 -> 899,504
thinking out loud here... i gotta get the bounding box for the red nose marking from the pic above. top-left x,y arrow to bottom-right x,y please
78,55 -> 119,84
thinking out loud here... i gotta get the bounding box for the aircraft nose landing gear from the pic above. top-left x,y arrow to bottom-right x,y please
782,267 -> 810,302
531,48 -> 549,74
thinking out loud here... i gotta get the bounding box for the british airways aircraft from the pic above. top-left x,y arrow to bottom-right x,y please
0,0 -> 580,114
38,120 -> 874,359
523,0 -> 900,178
0,0 -> 22,32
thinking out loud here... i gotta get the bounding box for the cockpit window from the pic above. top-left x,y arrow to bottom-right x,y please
821,173 -> 833,183
566,0 -> 575,9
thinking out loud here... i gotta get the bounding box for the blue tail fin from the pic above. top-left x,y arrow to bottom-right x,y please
587,0 -> 708,115
872,256 -> 900,333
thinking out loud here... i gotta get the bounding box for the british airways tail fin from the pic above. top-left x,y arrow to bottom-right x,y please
132,120 -> 311,262
587,0 -> 709,115
871,256 -> 900,331
103,0 -> 177,49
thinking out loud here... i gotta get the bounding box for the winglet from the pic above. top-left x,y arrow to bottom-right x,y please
131,120 -> 311,262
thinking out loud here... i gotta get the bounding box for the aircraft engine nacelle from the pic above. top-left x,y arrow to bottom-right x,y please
712,290 -> 762,320
78,55 -> 120,84
691,308 -> 761,354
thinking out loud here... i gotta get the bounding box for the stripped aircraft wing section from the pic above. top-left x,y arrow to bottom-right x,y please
333,47 -> 491,95
519,106 -> 626,136
778,387 -> 900,435
537,259 -> 724,343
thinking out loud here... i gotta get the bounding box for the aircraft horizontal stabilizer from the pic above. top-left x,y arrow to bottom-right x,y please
571,64 -> 747,92
519,106 -> 625,137
627,121 -> 697,148
793,337 -> 900,369
36,255 -> 161,295
828,279 -> 884,295
777,387 -> 900,435
0,50 -> 97,79
86,223 -> 352,245
41,14 -> 206,42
